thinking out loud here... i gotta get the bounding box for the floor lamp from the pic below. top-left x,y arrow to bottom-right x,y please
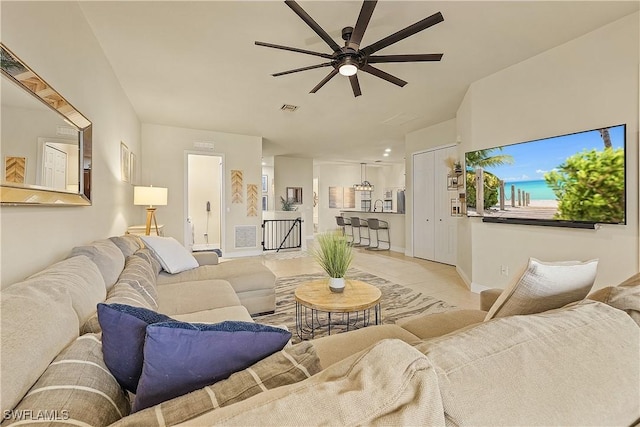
134,186 -> 168,236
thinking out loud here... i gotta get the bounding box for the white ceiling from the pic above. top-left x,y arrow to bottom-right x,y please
80,1 -> 638,165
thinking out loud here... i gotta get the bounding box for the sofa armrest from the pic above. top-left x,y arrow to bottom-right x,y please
192,251 -> 219,266
396,309 -> 486,340
480,288 -> 503,311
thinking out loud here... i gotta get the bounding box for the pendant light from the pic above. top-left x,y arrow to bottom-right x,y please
353,163 -> 374,191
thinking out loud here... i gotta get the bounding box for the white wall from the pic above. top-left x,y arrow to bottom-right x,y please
273,156 -> 313,242
457,12 -> 639,290
1,2 -> 141,287
141,124 -> 262,257
404,119 -> 458,257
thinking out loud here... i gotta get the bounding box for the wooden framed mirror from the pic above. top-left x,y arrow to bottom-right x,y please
1,43 -> 92,206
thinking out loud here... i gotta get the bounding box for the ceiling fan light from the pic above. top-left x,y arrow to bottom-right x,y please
339,63 -> 358,76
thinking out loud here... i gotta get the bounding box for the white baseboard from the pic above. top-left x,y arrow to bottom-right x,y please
456,266 -> 471,289
223,249 -> 264,258
470,282 -> 492,294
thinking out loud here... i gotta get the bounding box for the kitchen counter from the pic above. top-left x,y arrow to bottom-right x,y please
340,210 -> 405,215
339,211 -> 405,252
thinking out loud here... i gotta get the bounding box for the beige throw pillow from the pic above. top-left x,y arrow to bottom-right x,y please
485,257 -> 598,320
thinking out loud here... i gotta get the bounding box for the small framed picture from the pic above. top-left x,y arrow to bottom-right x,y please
262,195 -> 268,210
262,175 -> 268,193
120,142 -> 130,182
129,152 -> 137,185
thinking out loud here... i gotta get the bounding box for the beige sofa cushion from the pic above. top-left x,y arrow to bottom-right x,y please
485,257 -> 598,320
311,324 -> 421,369
112,341 -> 321,427
0,282 -> 79,414
6,334 -> 130,426
156,280 -> 241,316
24,255 -> 106,325
174,339 -> 446,426
172,306 -> 253,324
415,301 -> 640,426
588,272 -> 640,326
115,252 -> 160,310
157,259 -> 275,293
110,235 -> 143,258
82,282 -> 156,334
70,239 -> 124,290
397,309 -> 486,339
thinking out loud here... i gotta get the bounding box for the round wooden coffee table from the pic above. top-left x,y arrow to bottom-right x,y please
294,279 -> 382,340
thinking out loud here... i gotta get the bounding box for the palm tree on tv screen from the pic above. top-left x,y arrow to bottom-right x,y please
465,148 -> 514,209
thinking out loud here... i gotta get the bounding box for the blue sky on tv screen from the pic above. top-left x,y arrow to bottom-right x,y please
470,125 -> 625,183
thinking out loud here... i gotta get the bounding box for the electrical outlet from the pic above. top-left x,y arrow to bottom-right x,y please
500,265 -> 509,276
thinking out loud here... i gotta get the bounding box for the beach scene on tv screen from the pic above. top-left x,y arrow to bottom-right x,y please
465,124 -> 625,224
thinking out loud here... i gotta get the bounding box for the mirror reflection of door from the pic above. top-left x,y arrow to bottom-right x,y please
43,144 -> 66,189
186,153 -> 223,253
36,138 -> 79,192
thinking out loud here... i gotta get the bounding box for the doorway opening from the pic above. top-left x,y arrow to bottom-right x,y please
185,153 -> 223,253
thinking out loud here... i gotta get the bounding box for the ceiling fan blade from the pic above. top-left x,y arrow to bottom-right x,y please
349,74 -> 362,97
285,1 -> 341,52
255,41 -> 333,59
361,11 -> 443,56
361,64 -> 407,87
310,69 -> 339,93
347,0 -> 377,50
368,53 -> 443,63
272,62 -> 334,77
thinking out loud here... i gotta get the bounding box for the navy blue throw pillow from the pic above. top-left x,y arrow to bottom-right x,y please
97,303 -> 173,392
133,321 -> 292,411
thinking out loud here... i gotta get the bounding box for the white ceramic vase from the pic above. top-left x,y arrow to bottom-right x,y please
329,277 -> 345,293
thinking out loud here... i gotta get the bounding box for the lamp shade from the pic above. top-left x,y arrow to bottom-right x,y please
134,186 -> 168,207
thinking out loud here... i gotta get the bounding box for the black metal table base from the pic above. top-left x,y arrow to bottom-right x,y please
295,302 -> 381,341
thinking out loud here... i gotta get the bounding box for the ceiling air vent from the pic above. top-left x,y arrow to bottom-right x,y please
280,104 -> 299,112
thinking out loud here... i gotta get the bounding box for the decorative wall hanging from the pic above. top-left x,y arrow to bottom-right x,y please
5,156 -> 26,184
329,186 -> 342,209
247,183 -> 258,216
231,169 -> 243,203
120,142 -> 130,183
343,187 -> 356,209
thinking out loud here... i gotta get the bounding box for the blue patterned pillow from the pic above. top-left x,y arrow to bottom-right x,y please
133,321 -> 292,411
97,303 -> 173,392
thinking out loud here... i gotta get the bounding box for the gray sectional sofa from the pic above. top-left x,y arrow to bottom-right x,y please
1,235 -> 639,426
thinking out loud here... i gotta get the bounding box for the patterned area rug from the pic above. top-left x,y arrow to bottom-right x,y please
252,269 -> 454,342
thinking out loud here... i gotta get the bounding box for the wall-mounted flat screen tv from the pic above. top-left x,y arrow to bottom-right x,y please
464,124 -> 626,228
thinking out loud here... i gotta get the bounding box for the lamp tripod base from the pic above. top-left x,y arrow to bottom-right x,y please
145,207 -> 160,236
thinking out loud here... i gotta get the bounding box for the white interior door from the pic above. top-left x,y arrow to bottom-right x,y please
413,146 -> 458,265
413,150 -> 435,260
434,146 -> 457,265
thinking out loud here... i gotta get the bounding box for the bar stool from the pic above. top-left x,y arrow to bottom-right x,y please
366,218 -> 390,251
335,216 -> 353,243
350,217 -> 370,247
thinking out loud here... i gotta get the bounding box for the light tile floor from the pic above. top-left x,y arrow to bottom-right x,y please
259,247 -> 480,310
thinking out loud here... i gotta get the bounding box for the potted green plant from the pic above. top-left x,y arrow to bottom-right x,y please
311,231 -> 354,293
280,196 -> 297,211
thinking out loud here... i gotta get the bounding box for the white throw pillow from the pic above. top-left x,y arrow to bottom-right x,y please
485,258 -> 598,320
140,236 -> 199,274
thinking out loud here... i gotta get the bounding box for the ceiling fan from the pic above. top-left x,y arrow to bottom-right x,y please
255,0 -> 444,97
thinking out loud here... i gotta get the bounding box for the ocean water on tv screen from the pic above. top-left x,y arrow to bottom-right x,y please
503,180 -> 556,201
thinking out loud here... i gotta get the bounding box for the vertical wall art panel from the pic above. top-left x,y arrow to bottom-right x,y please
5,156 -> 26,183
329,186 -> 342,209
231,169 -> 243,203
343,187 -> 356,209
247,183 -> 258,216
